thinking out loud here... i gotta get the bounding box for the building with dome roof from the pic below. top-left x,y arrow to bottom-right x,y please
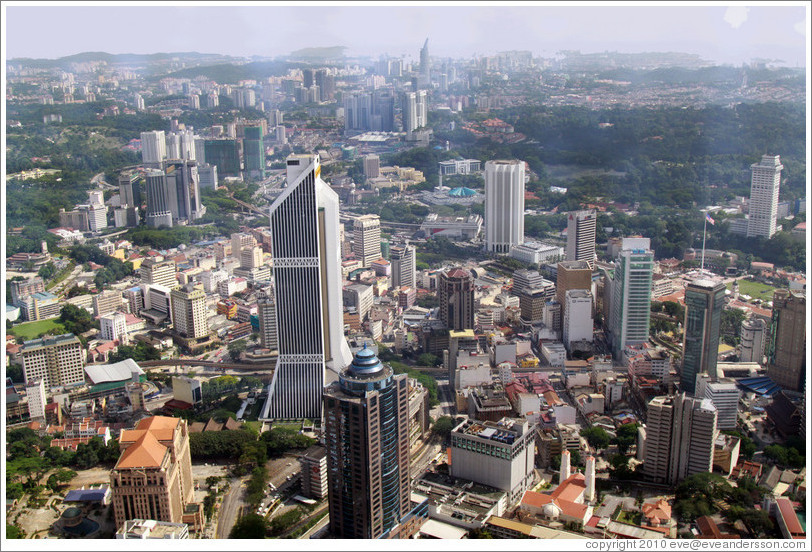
323,346 -> 411,538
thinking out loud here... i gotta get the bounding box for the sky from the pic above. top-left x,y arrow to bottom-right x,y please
3,2 -> 809,67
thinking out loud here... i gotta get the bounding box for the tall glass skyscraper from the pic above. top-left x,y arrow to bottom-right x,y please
324,346 -> 411,538
609,238 -> 653,359
262,154 -> 352,420
681,278 -> 726,393
242,126 -> 265,180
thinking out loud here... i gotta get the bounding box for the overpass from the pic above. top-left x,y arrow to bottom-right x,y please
138,359 -> 275,372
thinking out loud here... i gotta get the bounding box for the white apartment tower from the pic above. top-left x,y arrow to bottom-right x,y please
566,210 -> 597,269
26,378 -> 47,420
609,238 -> 654,359
263,154 -> 352,420
140,130 -> 167,167
21,334 -> 85,389
390,244 -> 416,289
353,215 -> 382,267
739,317 -> 767,364
747,155 -> 783,238
563,289 -> 593,350
100,312 -> 128,343
170,284 -> 209,339
402,90 -> 428,133
485,160 -> 525,254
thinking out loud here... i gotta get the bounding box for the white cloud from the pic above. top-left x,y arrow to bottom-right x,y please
793,18 -> 806,36
724,6 -> 750,29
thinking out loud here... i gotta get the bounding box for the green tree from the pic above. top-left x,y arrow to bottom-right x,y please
228,340 -> 247,361
230,513 -> 268,538
432,416 -> 456,438
580,427 -> 611,450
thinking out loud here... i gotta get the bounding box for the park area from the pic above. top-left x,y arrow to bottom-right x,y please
727,278 -> 778,302
9,319 -> 66,341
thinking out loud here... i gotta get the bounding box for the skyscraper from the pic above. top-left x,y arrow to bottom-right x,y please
766,289 -> 806,391
263,154 -> 352,420
363,154 -> 381,179
390,244 -> 416,289
609,238 -> 653,359
566,210 -> 597,269
164,160 -> 205,222
203,139 -> 241,178
243,126 -> 266,180
739,317 -> 767,364
439,268 -> 475,331
324,346 -> 410,538
353,215 -> 382,267
118,172 -> 142,208
484,160 -> 525,254
257,296 -> 278,350
643,393 -> 717,485
21,333 -> 85,389
418,38 -> 430,88
681,278 -> 726,393
402,90 -> 428,133
556,260 -> 593,324
144,169 -> 173,228
139,259 -> 177,289
747,154 -> 783,238
140,131 -> 166,168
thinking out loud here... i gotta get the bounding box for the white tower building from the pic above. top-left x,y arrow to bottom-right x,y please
485,160 -> 525,254
585,455 -> 596,502
560,449 -> 571,484
566,210 -> 597,269
140,130 -> 167,167
353,215 -> 382,267
263,154 -> 352,420
747,154 -> 783,238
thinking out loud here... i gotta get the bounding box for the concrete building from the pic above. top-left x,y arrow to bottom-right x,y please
390,244 -> 416,289
116,519 -> 189,539
324,347 -> 411,538
140,258 -> 177,289
170,284 -> 209,339
566,210 -> 597,269
100,312 -> 128,343
439,267 -> 475,331
144,169 -> 174,228
484,160 -> 525,254
242,126 -> 265,180
564,289 -> 593,350
509,241 -> 563,265
172,376 -> 202,405
9,277 -> 46,307
402,90 -> 428,133
363,154 -> 381,179
681,278 -> 726,393
353,215 -> 382,268
21,333 -> 85,389
747,155 -> 783,239
26,378 -> 47,420
766,289 -> 806,392
695,373 -> 741,431
263,154 -> 352,420
556,260 -> 593,323
739,317 -> 767,364
140,130 -> 167,167
257,297 -> 278,350
299,446 -> 328,500
643,393 -> 718,485
111,416 -> 200,532
449,417 -> 536,504
93,289 -> 124,318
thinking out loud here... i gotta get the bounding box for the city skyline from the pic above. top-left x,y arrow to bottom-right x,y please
4,3 -> 808,67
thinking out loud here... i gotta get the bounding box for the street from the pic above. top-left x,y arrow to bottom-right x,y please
215,476 -> 246,539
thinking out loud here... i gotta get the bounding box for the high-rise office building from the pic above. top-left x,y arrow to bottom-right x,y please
197,162 -> 218,190
203,139 -> 241,178
240,246 -> 263,270
681,278 -> 726,393
119,172 -> 143,208
140,131 -> 166,167
609,238 -> 653,359
263,154 -> 352,420
257,296 -> 278,350
418,38 -> 430,88
26,379 -> 47,420
100,312 -> 128,343
747,155 -> 783,238
144,169 -> 174,228
564,289 -> 593,350
111,416 -> 199,531
439,267 -> 475,331
766,289 -> 806,391
556,260 -> 593,324
402,90 -> 428,133
353,215 -> 382,267
566,210 -> 597,269
170,284 -> 209,340
484,160 -> 525,254
695,373 -> 741,431
21,333 -> 85,389
739,317 -> 767,364
390,245 -> 416,289
243,126 -> 265,180
140,259 -> 177,289
324,346 -> 410,538
363,154 -> 380,179
164,160 -> 205,222
643,393 -> 717,485
9,277 -> 46,307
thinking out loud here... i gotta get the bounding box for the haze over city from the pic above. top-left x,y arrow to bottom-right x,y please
4,3 -> 809,67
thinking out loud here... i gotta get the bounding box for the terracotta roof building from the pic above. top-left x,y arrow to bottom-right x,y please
110,416 -> 201,532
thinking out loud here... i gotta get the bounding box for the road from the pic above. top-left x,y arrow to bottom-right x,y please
216,476 -> 247,539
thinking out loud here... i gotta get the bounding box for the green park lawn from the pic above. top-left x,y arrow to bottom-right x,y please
9,319 -> 65,341
727,279 -> 778,301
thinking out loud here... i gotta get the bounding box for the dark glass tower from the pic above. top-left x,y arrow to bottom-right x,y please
681,278 -> 726,393
324,346 -> 410,538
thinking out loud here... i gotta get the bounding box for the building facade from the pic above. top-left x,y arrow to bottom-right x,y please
681,278 -> 726,393
353,215 -> 382,268
747,155 -> 783,239
609,240 -> 654,359
439,267 -> 475,331
566,210 -> 597,269
766,289 -> 806,391
170,284 -> 209,339
21,334 -> 85,389
484,160 -> 525,254
390,244 -> 416,289
324,347 -> 411,538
